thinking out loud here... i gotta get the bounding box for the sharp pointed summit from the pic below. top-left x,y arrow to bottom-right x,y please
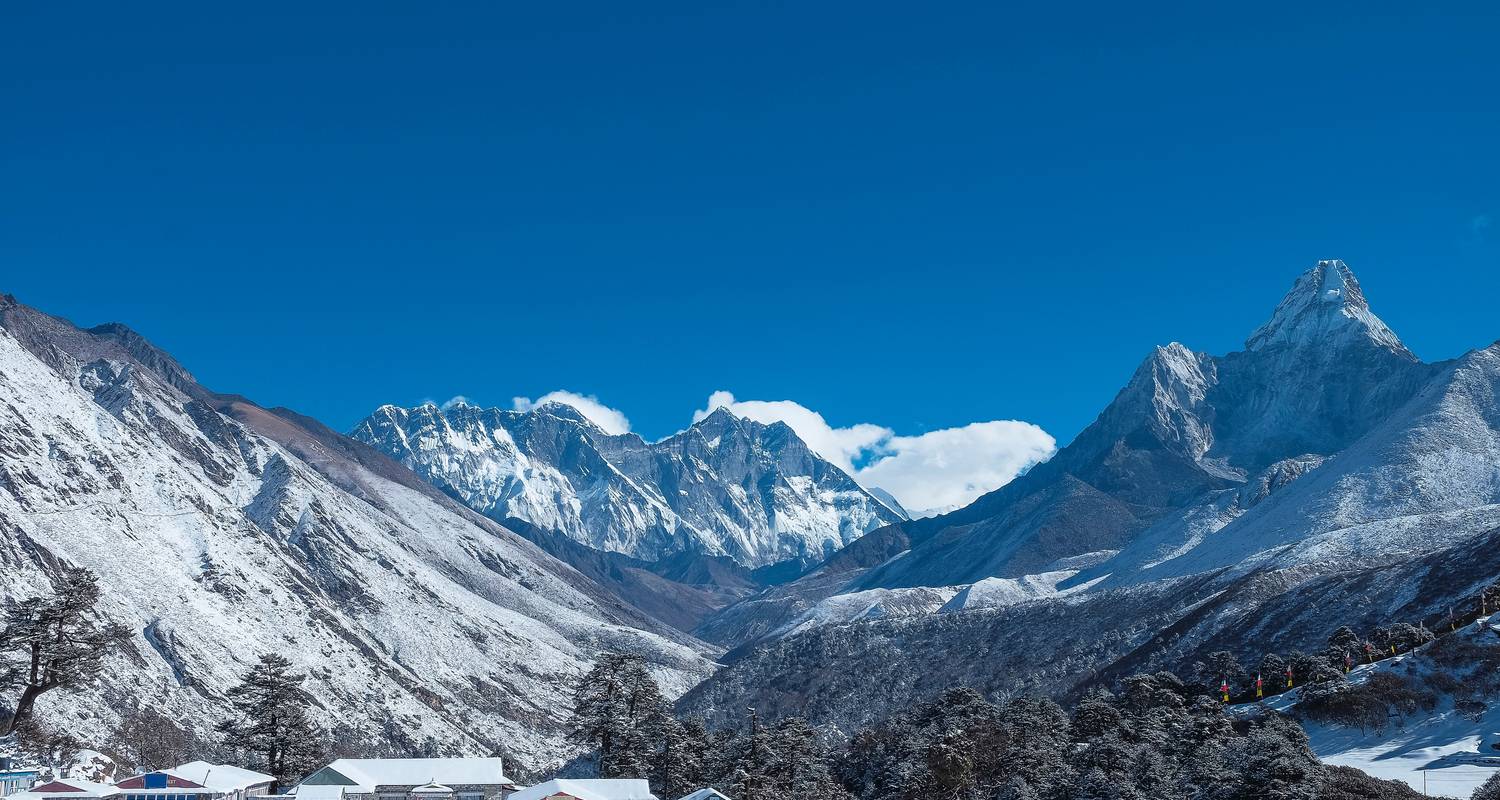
1245,259 -> 1412,358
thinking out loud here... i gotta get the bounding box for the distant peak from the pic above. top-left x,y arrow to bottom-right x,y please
694,406 -> 743,429
533,400 -> 593,425
1244,260 -> 1411,357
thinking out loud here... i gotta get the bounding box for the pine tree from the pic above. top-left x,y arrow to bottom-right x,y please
0,567 -> 130,735
997,696 -> 1073,794
569,652 -> 670,779
726,709 -> 777,800
216,653 -> 326,791
1073,688 -> 1123,741
1203,651 -> 1246,693
1258,653 -> 1287,688
650,714 -> 706,799
767,717 -> 847,798
1211,714 -> 1323,800
1326,626 -> 1364,663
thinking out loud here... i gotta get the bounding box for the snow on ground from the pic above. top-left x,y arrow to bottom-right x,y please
1309,697 -> 1500,799
770,565 -> 1111,639
772,586 -> 961,638
941,569 -> 1105,612
1239,617 -> 1500,798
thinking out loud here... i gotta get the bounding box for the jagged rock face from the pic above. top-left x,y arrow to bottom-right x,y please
1209,261 -> 1433,472
837,260 -> 1434,590
0,296 -> 713,768
352,402 -> 902,567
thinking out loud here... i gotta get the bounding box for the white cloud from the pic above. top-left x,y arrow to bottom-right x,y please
439,395 -> 472,410
514,390 -> 632,435
694,391 -> 890,473
856,421 -> 1056,516
692,391 -> 1055,515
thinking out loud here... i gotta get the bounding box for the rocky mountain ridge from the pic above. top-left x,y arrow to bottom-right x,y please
351,400 -> 904,568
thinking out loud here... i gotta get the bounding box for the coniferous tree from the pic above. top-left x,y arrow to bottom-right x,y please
216,653 -> 326,791
1325,626 -> 1366,667
1258,653 -> 1286,688
0,567 -> 130,735
651,714 -> 711,798
1072,688 -> 1123,741
569,652 -> 670,779
1204,651 -> 1246,690
1211,714 -> 1323,800
997,696 -> 1072,794
767,717 -> 848,798
993,776 -> 1039,800
726,709 -> 777,800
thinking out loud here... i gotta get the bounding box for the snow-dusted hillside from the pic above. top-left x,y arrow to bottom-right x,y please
1077,342 -> 1500,589
351,402 -> 903,567
682,260 -> 1500,760
0,295 -> 714,769
1242,618 -> 1500,798
843,261 -> 1436,592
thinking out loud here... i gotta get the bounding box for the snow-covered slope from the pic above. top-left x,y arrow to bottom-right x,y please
1243,618 -> 1500,798
800,260 -> 1435,593
682,259 -> 1500,748
1077,341 -> 1500,589
0,294 -> 714,769
351,402 -> 902,567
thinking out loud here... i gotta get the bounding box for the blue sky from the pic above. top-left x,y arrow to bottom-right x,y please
3,2 -> 1498,502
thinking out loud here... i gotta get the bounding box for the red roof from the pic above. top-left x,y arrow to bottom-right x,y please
28,782 -> 88,793
115,775 -> 205,790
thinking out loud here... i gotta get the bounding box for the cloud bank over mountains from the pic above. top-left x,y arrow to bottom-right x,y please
446,389 -> 1055,515
692,391 -> 1055,516
511,390 -> 633,435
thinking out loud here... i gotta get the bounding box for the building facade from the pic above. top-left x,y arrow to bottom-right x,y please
295,759 -> 515,800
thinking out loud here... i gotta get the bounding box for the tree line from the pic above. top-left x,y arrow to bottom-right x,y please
568,651 -> 1447,800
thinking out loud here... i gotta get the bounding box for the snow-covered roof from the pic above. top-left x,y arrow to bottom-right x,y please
165,763 -> 274,793
300,760 -> 508,792
507,779 -> 657,800
6,779 -> 120,800
288,786 -> 350,800
676,790 -> 730,800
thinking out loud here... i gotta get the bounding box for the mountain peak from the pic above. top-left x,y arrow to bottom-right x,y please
691,405 -> 744,433
532,400 -> 596,427
1244,260 -> 1411,357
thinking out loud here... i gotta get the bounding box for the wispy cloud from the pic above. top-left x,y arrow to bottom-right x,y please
513,390 -> 632,435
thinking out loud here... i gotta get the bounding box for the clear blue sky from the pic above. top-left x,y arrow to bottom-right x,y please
3,2 -> 1498,444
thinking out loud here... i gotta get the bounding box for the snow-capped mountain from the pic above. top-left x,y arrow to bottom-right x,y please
0,294 -> 713,769
351,401 -> 904,567
839,259 -> 1436,591
682,260 -> 1500,735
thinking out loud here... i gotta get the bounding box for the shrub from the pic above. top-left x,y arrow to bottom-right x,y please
1456,698 -> 1487,722
1320,765 -> 1426,798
